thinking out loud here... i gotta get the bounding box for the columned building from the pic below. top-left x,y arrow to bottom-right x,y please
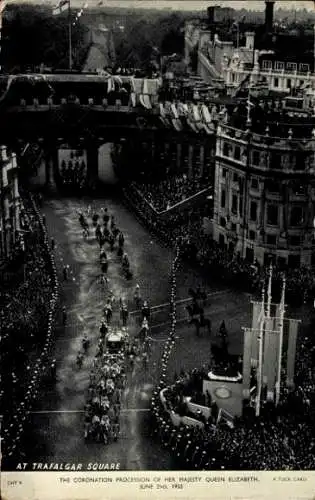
0,145 -> 21,260
213,123 -> 315,268
115,136 -> 215,184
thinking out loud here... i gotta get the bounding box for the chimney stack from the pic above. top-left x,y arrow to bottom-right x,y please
265,0 -> 275,34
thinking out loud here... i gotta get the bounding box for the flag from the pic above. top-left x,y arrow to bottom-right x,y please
53,0 -> 69,16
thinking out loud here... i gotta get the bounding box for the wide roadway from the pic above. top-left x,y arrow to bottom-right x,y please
25,192 -> 250,470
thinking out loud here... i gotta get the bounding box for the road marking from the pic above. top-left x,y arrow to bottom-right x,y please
129,289 -> 231,315
30,409 -> 150,414
31,410 -> 85,414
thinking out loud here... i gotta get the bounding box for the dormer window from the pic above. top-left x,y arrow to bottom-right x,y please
262,60 -> 272,70
299,63 -> 309,72
275,61 -> 284,71
286,62 -> 297,72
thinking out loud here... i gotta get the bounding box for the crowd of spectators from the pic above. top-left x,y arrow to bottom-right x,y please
124,180 -> 315,469
151,312 -> 315,470
124,183 -> 315,304
132,173 -> 211,212
1,192 -> 58,464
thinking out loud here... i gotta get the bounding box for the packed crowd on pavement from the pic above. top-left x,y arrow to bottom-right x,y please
133,173 -> 211,212
150,307 -> 315,470
124,183 -> 315,304
123,180 -> 315,469
1,192 -> 58,463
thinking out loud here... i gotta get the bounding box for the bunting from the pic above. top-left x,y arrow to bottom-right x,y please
52,0 -> 69,16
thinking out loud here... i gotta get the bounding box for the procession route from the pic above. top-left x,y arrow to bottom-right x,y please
30,409 -> 151,414
129,288 -> 231,315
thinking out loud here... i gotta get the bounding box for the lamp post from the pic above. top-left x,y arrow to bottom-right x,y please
68,0 -> 72,71
0,0 -> 7,73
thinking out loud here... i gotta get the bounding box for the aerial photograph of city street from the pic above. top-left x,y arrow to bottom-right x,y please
1,0 -> 315,474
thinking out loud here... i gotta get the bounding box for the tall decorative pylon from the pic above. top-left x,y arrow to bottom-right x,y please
243,270 -> 300,417
275,275 -> 286,405
266,263 -> 273,318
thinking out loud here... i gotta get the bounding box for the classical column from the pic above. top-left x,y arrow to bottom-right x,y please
176,143 -> 182,171
12,154 -> 21,236
188,144 -> 194,179
250,301 -> 261,367
199,144 -> 205,178
242,327 -> 252,399
151,141 -> 155,164
86,142 -> 99,188
4,195 -> 12,257
45,145 -> 57,191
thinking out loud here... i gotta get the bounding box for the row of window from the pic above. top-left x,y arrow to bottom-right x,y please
219,221 -> 303,247
220,190 -> 305,226
261,60 -> 310,73
218,235 -> 304,268
272,77 -> 304,89
221,144 -> 309,170
222,143 -> 243,161
222,170 -> 307,196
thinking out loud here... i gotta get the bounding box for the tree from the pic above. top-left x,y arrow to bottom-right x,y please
2,4 -> 89,72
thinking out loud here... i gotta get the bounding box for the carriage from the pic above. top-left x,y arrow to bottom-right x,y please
85,328 -> 128,444
104,328 -> 129,355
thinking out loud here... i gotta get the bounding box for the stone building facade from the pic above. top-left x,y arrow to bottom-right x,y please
213,123 -> 315,268
0,145 -> 21,260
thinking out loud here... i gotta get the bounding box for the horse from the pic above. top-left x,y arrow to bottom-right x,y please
134,286 -> 141,308
101,260 -> 108,274
76,352 -> 84,369
142,351 -> 149,370
122,253 -> 129,267
82,336 -> 90,352
92,213 -> 99,226
188,287 -> 198,300
191,315 -> 211,337
118,232 -> 124,247
121,306 -> 128,326
138,319 -> 149,342
100,249 -> 107,261
109,234 -> 115,251
104,304 -> 112,323
95,224 -> 102,241
186,302 -> 202,322
79,213 -> 87,227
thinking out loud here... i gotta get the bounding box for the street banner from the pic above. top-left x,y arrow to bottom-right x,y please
286,319 -> 300,387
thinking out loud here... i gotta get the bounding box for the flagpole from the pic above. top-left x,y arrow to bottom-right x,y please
68,0 -> 72,71
266,263 -> 272,317
256,285 -> 265,417
275,275 -> 286,406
